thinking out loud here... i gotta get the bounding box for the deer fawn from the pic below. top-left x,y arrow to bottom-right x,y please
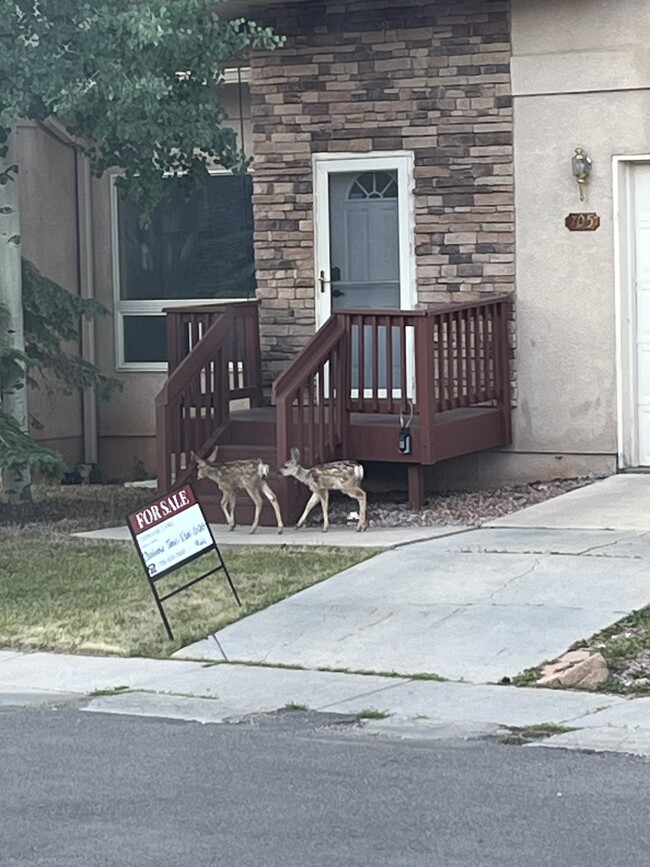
191,447 -> 284,534
280,447 -> 368,532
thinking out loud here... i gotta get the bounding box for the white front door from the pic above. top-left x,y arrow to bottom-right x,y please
633,164 -> 650,464
314,153 -> 415,327
313,153 -> 415,397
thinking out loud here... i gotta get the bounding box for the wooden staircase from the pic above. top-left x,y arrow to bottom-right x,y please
156,297 -> 513,528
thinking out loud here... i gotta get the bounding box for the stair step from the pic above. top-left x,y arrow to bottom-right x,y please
195,472 -> 307,529
220,406 -> 277,447
226,417 -> 276,446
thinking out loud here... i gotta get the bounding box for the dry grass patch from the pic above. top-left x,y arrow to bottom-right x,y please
0,485 -> 379,658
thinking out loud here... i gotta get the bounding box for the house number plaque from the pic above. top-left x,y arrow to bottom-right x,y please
565,212 -> 600,231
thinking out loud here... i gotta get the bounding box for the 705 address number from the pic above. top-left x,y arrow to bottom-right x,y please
565,212 -> 600,231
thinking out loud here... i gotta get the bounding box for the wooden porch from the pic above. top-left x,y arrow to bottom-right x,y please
155,297 -> 512,525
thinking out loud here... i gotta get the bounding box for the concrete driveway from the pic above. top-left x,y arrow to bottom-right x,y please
177,474 -> 650,684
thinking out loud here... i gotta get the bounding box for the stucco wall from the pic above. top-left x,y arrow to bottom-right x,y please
91,174 -> 164,480
509,0 -> 650,467
17,123 -> 84,470
511,0 -> 650,95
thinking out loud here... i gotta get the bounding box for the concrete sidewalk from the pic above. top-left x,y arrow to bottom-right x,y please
3,650 -> 650,756
74,523 -> 464,549
177,522 -> 650,682
5,472 -> 650,756
175,475 -> 650,682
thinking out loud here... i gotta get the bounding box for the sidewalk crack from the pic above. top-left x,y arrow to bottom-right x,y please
487,558 -> 541,600
336,611 -> 394,643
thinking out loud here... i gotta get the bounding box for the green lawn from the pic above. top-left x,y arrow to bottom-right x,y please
0,486 -> 379,658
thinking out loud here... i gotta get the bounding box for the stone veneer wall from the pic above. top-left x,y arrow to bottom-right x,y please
250,0 -> 514,387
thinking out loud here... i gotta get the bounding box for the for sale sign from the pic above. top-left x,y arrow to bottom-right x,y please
127,484 -> 213,579
126,483 -> 240,640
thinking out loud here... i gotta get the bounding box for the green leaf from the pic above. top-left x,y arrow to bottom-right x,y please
0,0 -> 284,218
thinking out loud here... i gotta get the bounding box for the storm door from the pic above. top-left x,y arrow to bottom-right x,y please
314,154 -> 415,398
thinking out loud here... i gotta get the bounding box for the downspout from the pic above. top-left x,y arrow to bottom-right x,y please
40,118 -> 99,466
74,149 -> 98,465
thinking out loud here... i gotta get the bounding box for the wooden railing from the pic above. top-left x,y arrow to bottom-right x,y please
430,297 -> 509,413
274,297 -> 512,465
425,296 -> 512,461
272,315 -> 349,467
344,309 -> 427,414
157,295 -> 511,489
156,301 -> 263,491
165,300 -> 262,402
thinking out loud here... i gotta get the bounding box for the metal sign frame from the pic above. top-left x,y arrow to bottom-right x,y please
126,483 -> 240,640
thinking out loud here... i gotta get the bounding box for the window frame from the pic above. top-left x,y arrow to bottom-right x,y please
112,169 -> 256,372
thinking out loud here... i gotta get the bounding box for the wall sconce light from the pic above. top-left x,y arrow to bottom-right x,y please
572,147 -> 592,201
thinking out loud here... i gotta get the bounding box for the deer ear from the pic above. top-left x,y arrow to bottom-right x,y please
208,446 -> 219,463
290,447 -> 300,462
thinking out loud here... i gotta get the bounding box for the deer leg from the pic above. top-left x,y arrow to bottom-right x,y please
228,491 -> 238,530
261,481 -> 284,534
321,490 -> 330,532
245,487 -> 263,533
345,486 -> 368,531
219,490 -> 234,530
296,492 -> 320,529
356,489 -> 368,531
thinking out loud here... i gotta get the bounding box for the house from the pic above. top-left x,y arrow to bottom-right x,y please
14,0 -> 650,521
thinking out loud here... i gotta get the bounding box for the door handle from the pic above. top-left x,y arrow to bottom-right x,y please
319,270 -> 329,293
331,288 -> 345,298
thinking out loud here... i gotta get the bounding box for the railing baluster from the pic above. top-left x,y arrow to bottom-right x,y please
371,316 -> 379,412
306,372 -> 314,466
481,306 -> 488,401
449,310 -> 460,405
468,307 -> 476,403
490,304 -> 497,398
461,309 -> 470,407
359,314 -> 364,403
386,316 -> 394,413
393,316 -> 404,411
317,362 -> 325,463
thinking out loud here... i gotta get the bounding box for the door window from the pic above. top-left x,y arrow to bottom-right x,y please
328,170 -> 400,311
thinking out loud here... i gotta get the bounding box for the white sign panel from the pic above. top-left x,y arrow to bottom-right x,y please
127,484 -> 214,579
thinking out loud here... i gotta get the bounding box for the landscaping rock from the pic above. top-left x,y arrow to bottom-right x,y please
537,652 -> 609,690
307,476 -> 598,530
538,649 -> 592,684
558,653 -> 609,689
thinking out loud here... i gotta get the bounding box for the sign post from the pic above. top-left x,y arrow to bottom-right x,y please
126,483 -> 240,640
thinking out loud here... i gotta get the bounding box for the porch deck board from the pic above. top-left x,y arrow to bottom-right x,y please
220,404 -> 505,466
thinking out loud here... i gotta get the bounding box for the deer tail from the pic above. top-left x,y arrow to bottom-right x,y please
258,460 -> 270,478
354,464 -> 364,483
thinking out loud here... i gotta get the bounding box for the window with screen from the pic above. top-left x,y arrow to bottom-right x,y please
114,172 -> 256,369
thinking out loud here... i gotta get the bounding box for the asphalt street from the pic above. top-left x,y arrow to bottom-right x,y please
2,705 -> 650,867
